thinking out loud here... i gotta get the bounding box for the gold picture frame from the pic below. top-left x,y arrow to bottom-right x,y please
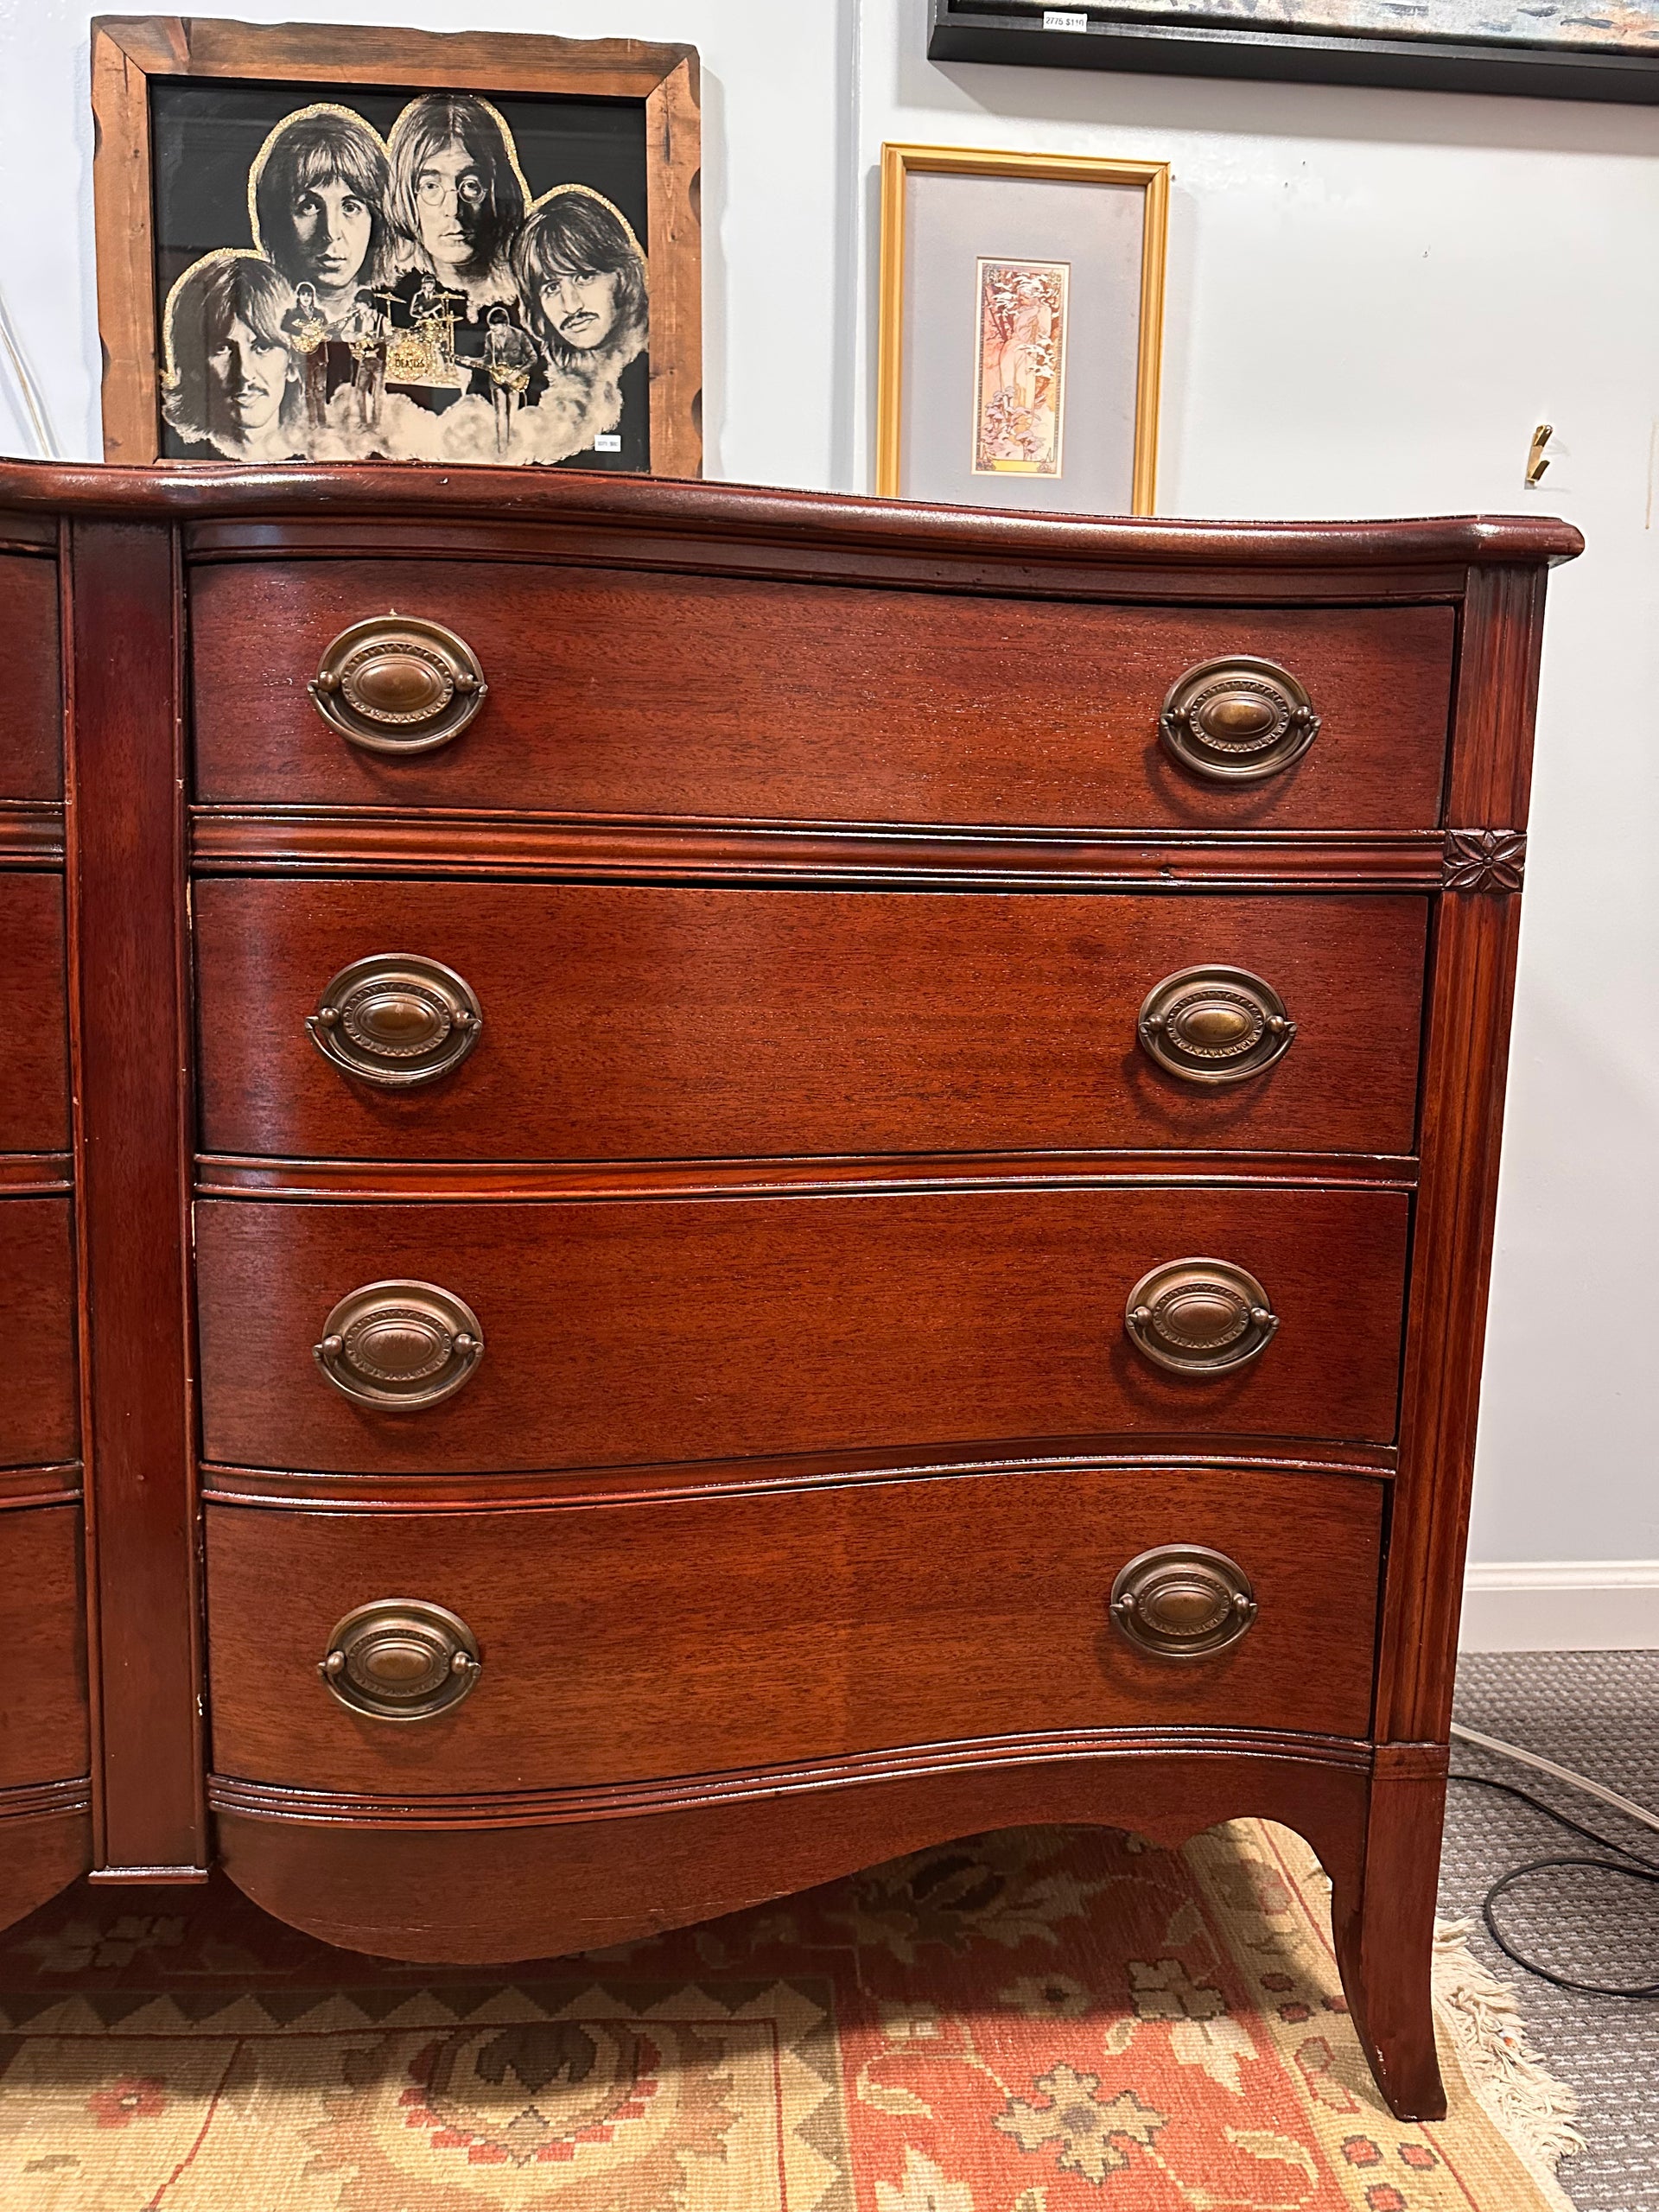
877,143 -> 1168,515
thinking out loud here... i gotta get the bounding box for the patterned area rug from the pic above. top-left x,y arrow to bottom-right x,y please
0,1818 -> 1580,2210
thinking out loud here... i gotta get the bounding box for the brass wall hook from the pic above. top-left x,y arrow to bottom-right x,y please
1526,423 -> 1554,486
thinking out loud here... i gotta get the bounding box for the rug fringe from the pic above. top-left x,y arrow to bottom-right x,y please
1433,1916 -> 1586,2204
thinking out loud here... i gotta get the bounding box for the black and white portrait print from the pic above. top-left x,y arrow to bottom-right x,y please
153,80 -> 649,467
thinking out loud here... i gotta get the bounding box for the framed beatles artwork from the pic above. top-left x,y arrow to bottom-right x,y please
90,17 -> 702,473
877,145 -> 1167,517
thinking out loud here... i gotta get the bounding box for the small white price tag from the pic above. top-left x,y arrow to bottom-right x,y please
1043,8 -> 1089,25
592,433 -> 623,453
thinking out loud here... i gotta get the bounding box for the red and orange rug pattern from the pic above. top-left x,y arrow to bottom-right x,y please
0,1818 -> 1580,2209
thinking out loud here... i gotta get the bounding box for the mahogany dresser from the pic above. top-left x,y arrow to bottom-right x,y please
0,461 -> 1579,2122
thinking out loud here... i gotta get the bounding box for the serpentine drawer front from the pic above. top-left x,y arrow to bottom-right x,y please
194,1185 -> 1411,1475
0,551 -> 62,799
0,1191 -> 77,1474
0,462 -> 1580,2126
0,877 -> 69,1153
195,881 -> 1429,1161
203,1465 -> 1386,1796
0,1504 -> 90,1791
189,559 -> 1456,826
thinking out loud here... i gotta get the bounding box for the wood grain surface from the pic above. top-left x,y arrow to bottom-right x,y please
213,1748 -> 1369,1964
194,882 -> 1430,1161
0,1465 -> 81,1508
0,457 -> 1583,571
0,1804 -> 93,1936
189,561 -> 1456,827
0,1196 -> 77,1467
204,1464 -> 1384,1792
0,874 -> 69,1152
0,1502 -> 89,1789
0,806 -> 64,869
1377,559 -> 1551,1745
200,1431 -> 1398,1512
65,517 -> 205,1875
210,1724 -> 1372,1824
0,513 -> 55,552
195,1185 -> 1410,1473
1330,1742 -> 1452,2121
189,812 -> 1448,891
197,1154 -> 1415,1203
0,553 -> 61,801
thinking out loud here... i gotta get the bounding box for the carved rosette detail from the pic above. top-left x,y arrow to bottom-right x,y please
1442,830 -> 1527,893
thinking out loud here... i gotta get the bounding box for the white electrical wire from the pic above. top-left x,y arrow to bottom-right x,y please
1450,1719 -> 1659,1837
0,280 -> 60,459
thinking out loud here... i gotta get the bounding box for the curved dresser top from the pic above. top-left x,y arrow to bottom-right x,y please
0,458 -> 1584,580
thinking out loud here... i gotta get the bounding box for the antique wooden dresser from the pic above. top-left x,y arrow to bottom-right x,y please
0,461 -> 1579,2120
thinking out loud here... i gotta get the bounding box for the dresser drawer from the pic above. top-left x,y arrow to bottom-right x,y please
0,555 -> 60,802
196,882 -> 1428,1163
0,1198 -> 77,1466
0,874 -> 68,1152
205,1464 -> 1383,1794
0,1502 -> 87,1788
190,560 -> 1454,829
196,1185 -> 1409,1474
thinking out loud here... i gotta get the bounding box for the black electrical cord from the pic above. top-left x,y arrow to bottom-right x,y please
1447,1770 -> 1659,1999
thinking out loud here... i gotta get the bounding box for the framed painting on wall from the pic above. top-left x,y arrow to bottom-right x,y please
90,16 -> 702,473
877,144 -> 1167,516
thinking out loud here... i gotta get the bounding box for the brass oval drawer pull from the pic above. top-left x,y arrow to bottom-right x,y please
314,1280 -> 485,1408
319,1599 -> 480,1720
1110,1545 -> 1257,1662
1159,656 -> 1320,783
1125,1257 -> 1278,1375
307,954 -> 483,1090
308,615 -> 488,753
1137,965 -> 1296,1086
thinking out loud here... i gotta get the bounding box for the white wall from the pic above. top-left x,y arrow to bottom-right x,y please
3,0 -> 1656,1586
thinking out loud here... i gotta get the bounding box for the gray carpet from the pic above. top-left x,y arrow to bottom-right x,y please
1445,1650 -> 1659,2210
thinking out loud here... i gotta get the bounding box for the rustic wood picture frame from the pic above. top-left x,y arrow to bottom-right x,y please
90,16 -> 702,474
877,143 -> 1167,516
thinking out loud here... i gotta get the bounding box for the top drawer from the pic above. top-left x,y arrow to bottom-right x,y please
0,554 -> 61,801
189,561 -> 1454,829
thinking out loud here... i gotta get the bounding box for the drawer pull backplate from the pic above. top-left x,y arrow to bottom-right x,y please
1111,1545 -> 1257,1662
319,1599 -> 481,1721
307,953 -> 483,1089
1159,656 -> 1320,783
314,1280 -> 485,1408
1125,1257 -> 1278,1375
309,615 -> 487,753
1137,964 -> 1296,1086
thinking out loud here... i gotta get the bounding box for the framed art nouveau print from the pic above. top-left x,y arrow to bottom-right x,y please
90,17 -> 702,474
877,145 -> 1166,515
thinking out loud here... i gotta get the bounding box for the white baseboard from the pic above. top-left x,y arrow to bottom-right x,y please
1459,1560 -> 1659,1652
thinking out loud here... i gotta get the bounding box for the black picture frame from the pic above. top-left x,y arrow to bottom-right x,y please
929,0 -> 1659,104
